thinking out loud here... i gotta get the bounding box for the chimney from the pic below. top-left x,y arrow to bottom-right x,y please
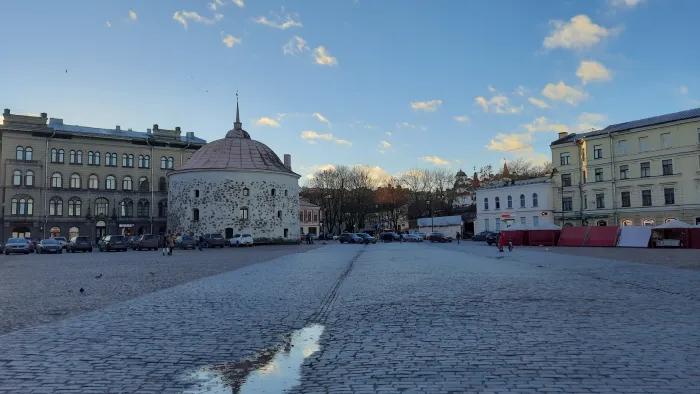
175,126 -> 181,132
558,131 -> 568,139
3,109 -> 10,116
115,125 -> 121,131
283,154 -> 291,170
153,124 -> 159,131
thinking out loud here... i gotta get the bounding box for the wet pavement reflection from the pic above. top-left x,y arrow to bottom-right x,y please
183,324 -> 325,394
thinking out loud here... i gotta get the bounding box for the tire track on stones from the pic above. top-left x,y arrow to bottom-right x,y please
308,249 -> 364,324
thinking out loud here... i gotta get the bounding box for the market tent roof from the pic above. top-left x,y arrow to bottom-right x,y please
502,223 -> 531,231
653,220 -> 694,229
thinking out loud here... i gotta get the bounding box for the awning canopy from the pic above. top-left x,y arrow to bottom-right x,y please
653,219 -> 693,229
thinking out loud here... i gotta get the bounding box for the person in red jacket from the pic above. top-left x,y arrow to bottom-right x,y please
498,231 -> 505,252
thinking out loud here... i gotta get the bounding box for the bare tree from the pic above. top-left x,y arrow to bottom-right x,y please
375,177 -> 408,232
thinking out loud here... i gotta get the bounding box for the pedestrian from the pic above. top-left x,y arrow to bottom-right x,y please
456,232 -> 461,244
168,234 -> 175,255
399,233 -> 403,243
161,234 -> 169,256
198,234 -> 204,251
497,231 -> 505,253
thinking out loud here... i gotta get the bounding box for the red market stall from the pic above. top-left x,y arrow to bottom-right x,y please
689,227 -> 700,249
652,220 -> 693,248
501,223 -> 529,246
557,226 -> 589,247
585,226 -> 620,247
526,223 -> 561,246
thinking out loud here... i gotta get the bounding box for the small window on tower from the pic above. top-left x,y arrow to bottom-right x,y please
195,189 -> 200,198
277,210 -> 282,219
271,188 -> 276,196
243,188 -> 249,196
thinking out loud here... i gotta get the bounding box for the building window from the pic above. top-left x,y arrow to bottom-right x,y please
595,193 -> 605,209
161,156 -> 167,169
105,152 -> 112,166
661,133 -> 672,149
194,189 -> 200,198
88,151 -> 94,165
520,194 -> 525,208
495,220 -> 500,231
642,219 -> 655,226
639,136 -> 649,152
621,191 -> 630,207
138,177 -> 149,192
68,199 -> 82,216
88,175 -> 99,189
128,154 -> 134,167
70,173 -> 81,189
494,197 -> 500,209
94,198 -> 109,216
122,154 -> 128,167
24,147 -> 33,160
284,190 -> 288,196
105,175 -> 116,190
51,173 -> 63,188
49,198 -> 63,216
640,162 -> 650,177
94,151 -> 101,165
583,194 -> 588,209
11,198 -> 34,216
240,207 -> 249,219
111,153 -> 117,165
532,216 -> 539,227
664,188 -> 675,205
621,219 -> 633,226
12,170 -> 21,186
561,173 -> 571,187
271,188 -> 276,196
507,195 -> 512,208
192,208 -> 200,221
617,140 -> 627,155
562,197 -> 573,211
51,148 -> 65,163
120,200 -> 133,217
137,200 -> 150,218
484,218 -> 489,231
299,212 -> 304,221
620,165 -> 628,179
70,150 -> 77,164
595,168 -> 603,182
138,155 -> 145,168
593,145 -> 602,159
123,176 -> 132,191
243,188 -> 249,196
582,170 -> 587,184
597,220 -> 607,226
662,159 -> 673,175
698,128 -> 700,144
25,170 -> 34,187
520,217 -> 526,225
158,201 -> 168,217
313,211 -> 318,222
141,155 -> 150,168
532,193 -> 538,207
158,177 -> 167,192
560,152 -> 571,165
16,146 -> 24,160
277,210 -> 282,219
76,150 -> 82,164
642,190 -> 652,206
483,198 -> 489,210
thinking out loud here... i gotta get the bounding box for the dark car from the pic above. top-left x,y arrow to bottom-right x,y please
427,232 -> 453,243
5,238 -> 30,254
37,239 -> 62,254
203,233 -> 225,248
486,232 -> 502,245
472,231 -> 494,241
357,233 -> 377,244
176,235 -> 197,249
132,234 -> 159,251
67,236 -> 93,252
338,232 -> 363,244
98,235 -> 128,252
24,237 -> 38,253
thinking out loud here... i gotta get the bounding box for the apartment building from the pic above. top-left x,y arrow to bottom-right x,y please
475,177 -> 555,233
550,108 -> 700,227
299,199 -> 322,235
0,109 -> 205,241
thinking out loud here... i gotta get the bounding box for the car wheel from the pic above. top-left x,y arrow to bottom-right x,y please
487,242 -> 492,246
24,251 -> 29,254
59,250 -> 63,254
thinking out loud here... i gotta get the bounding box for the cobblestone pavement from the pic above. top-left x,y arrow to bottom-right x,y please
1,242 -> 700,393
0,244 -> 319,334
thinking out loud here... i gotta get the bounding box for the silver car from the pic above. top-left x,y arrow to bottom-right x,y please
5,238 -> 30,255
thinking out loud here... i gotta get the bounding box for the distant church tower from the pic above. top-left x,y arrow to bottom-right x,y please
453,169 -> 474,207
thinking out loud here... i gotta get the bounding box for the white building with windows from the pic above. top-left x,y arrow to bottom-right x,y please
475,177 -> 554,233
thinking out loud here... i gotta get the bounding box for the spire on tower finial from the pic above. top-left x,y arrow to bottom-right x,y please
234,91 -> 242,130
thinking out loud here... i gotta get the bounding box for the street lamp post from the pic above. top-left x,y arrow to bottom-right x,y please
320,221 -> 326,245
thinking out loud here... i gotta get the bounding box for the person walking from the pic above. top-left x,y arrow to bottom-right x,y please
497,231 -> 505,253
198,234 -> 204,251
162,234 -> 169,256
168,234 -> 175,255
456,232 -> 461,244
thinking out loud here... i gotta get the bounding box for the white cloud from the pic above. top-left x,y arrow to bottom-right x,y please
410,100 -> 442,112
208,0 -> 225,11
522,117 -> 569,134
253,9 -> 303,30
222,34 -> 242,48
312,112 -> 331,127
611,0 -> 644,7
541,81 -> 589,106
576,60 -> 612,85
419,156 -> 451,166
513,85 -> 527,96
528,97 -> 550,109
283,36 -> 309,56
301,164 -> 336,180
173,11 -> 223,30
488,84 -> 496,92
254,117 -> 280,127
129,10 -> 137,21
313,46 -> 338,66
106,21 -> 112,28
334,139 -> 352,147
576,112 -> 607,131
475,94 -> 523,114
679,86 -> 689,95
385,131 -> 392,136
232,0 -> 245,8
485,133 -> 533,152
301,130 -> 351,147
454,115 -> 470,123
379,140 -> 391,149
396,121 -> 427,131
364,124 -> 376,129
543,15 -> 618,51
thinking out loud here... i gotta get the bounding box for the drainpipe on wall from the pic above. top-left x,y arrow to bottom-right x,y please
608,131 -> 617,225
577,140 -> 585,226
44,128 -> 56,238
147,138 -> 154,234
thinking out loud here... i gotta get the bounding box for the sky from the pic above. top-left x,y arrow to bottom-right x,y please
1,0 -> 699,183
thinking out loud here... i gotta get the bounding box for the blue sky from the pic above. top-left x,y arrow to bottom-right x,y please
1,0 -> 699,182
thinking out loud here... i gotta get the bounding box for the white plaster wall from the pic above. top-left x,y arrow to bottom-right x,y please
475,182 -> 554,233
168,169 -> 300,240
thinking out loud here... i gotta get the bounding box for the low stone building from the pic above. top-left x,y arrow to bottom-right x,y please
299,199 -> 322,235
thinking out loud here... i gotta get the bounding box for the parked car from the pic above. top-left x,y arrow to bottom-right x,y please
356,233 -> 377,244
175,235 -> 197,250
203,233 -> 226,248
486,232 -> 502,246
132,234 -> 159,251
5,238 -> 30,255
126,236 -> 139,248
472,231 -> 495,241
24,237 -> 38,253
52,236 -> 68,249
427,232 -> 453,243
338,232 -> 363,244
67,236 -> 93,252
230,234 -> 254,247
98,235 -> 128,252
37,239 -> 63,254
405,234 -> 423,242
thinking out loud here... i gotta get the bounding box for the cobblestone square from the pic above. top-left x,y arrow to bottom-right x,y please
1,242 -> 699,393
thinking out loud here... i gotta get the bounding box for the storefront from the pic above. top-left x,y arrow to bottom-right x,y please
119,223 -> 134,237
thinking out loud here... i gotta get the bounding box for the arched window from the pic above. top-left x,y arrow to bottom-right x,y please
138,177 -> 149,192
122,153 -> 127,167
532,193 -> 539,207
484,198 -> 489,210
621,219 -> 633,226
665,217 -> 677,223
25,170 -> 34,187
51,173 -> 63,188
94,151 -> 101,165
158,200 -> 168,217
16,146 -> 24,160
25,147 -> 33,160
597,220 -> 607,227
642,219 -> 655,227
495,197 -> 500,209
122,176 -> 132,190
88,151 -> 94,165
94,198 -> 109,216
105,152 -> 112,166
88,175 -> 99,189
111,153 -> 117,165
507,195 -> 513,209
58,149 -> 65,163
11,198 -> 17,214
12,198 -> 34,216
120,199 -> 133,217
137,200 -> 150,218
240,207 -> 249,219
243,187 -> 249,196
68,199 -> 82,216
128,154 -> 134,167
167,157 -> 174,169
49,198 -> 63,216
70,173 -> 81,189
105,175 -> 116,190
158,177 -> 167,192
138,155 -> 144,168
70,150 -> 77,164
144,155 -> 150,168
520,194 -> 526,208
12,170 -> 21,186
51,148 -> 58,163
160,156 -> 167,169
76,150 -> 83,164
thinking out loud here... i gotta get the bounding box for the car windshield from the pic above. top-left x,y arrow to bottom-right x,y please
43,239 -> 58,245
8,238 -> 26,243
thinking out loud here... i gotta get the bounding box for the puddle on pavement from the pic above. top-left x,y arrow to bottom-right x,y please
183,324 -> 324,394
